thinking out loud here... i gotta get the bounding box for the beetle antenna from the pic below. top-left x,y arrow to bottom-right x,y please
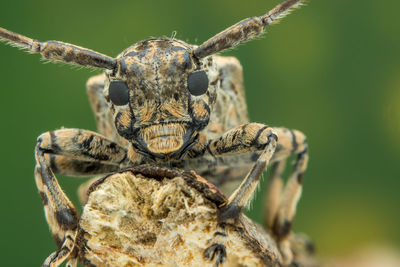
0,27 -> 117,70
194,0 -> 306,58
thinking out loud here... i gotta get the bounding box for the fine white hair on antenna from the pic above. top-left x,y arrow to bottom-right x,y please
262,0 -> 306,25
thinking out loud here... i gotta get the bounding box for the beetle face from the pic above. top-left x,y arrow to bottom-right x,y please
103,38 -> 218,159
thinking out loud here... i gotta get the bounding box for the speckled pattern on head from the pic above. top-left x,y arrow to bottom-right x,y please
104,38 -> 219,157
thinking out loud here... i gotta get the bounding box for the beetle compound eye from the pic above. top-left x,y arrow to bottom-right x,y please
187,71 -> 209,96
109,80 -> 130,106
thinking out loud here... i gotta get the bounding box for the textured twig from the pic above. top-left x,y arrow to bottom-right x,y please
72,166 -> 318,266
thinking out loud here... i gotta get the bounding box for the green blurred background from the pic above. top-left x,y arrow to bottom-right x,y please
1,0 -> 399,265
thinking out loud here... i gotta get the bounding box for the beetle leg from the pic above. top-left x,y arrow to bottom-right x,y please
258,128 -> 308,240
264,161 -> 286,229
273,147 -> 308,239
206,123 -> 276,157
66,257 -> 78,267
35,146 -> 78,267
202,125 -> 308,241
37,128 -> 138,179
204,243 -> 227,267
217,130 -> 278,224
273,147 -> 308,265
263,128 -> 309,265
35,128 -> 132,265
45,154 -> 120,177
186,123 -> 277,208
204,227 -> 228,267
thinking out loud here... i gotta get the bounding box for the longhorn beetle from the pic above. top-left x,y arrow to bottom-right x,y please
1,0 -> 309,266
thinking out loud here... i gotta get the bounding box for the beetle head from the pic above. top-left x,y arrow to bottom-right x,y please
103,38 -> 218,159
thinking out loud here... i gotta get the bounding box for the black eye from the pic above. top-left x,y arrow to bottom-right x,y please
187,71 -> 209,96
109,80 -> 130,106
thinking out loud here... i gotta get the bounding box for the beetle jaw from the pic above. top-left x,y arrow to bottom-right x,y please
132,123 -> 198,159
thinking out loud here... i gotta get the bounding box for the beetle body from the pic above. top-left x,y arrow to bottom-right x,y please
0,0 -> 312,266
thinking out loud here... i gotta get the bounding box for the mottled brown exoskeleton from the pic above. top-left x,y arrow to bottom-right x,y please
0,0 -> 309,266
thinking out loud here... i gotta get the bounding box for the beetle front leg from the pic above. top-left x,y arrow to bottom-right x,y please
35,128 -> 131,266
189,123 -> 278,222
193,124 -> 308,226
203,125 -> 308,265
217,128 -> 278,224
207,123 -> 275,156
35,146 -> 78,267
38,129 -> 128,166
201,124 -> 277,266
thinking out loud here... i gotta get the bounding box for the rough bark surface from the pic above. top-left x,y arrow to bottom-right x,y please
75,166 -> 317,267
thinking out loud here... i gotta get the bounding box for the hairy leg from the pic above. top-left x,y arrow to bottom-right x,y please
35,146 -> 78,266
264,128 -> 309,265
35,128 -> 130,266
